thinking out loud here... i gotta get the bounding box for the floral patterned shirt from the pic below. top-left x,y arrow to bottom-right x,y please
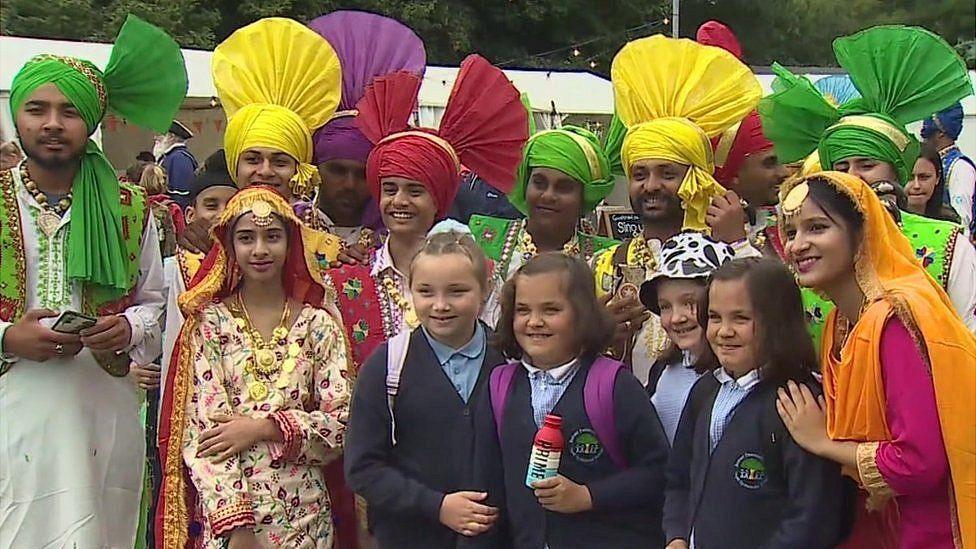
182,303 -> 351,547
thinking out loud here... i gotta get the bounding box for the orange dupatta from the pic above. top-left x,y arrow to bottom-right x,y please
780,171 -> 976,547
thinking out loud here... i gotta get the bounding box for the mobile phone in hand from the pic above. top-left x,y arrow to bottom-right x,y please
51,311 -> 98,334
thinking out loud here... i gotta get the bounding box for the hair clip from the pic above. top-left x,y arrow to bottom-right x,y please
250,200 -> 274,228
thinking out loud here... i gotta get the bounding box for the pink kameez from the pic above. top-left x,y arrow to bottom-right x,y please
842,318 -> 955,549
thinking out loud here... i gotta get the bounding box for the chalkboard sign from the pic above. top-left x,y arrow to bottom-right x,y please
598,206 -> 641,240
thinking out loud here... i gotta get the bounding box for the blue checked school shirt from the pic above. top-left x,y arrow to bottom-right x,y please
422,324 -> 487,403
522,358 -> 581,428
708,368 -> 762,453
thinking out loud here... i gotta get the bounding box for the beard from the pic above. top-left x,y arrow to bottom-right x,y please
630,190 -> 683,226
20,138 -> 85,171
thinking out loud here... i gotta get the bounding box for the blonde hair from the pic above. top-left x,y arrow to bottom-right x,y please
409,230 -> 491,292
139,164 -> 168,196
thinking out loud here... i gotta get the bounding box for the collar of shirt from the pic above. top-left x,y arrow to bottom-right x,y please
522,357 -> 580,382
423,323 -> 486,366
370,235 -> 407,280
158,141 -> 188,160
713,367 -> 762,391
681,350 -> 696,367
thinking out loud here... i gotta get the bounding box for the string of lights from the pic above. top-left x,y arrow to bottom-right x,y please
498,19 -> 669,68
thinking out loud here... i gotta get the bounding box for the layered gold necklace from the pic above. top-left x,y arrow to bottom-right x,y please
380,275 -> 419,331
21,164 -> 72,237
233,294 -> 301,401
630,235 -> 659,272
519,222 -> 581,260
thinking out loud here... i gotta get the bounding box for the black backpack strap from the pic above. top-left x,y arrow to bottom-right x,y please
645,358 -> 668,398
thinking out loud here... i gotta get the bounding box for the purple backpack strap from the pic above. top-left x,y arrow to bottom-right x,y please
489,361 -> 520,442
584,357 -> 628,470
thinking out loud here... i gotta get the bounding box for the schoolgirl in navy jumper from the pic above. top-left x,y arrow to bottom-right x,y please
344,229 -> 505,548
663,258 -> 845,549
641,233 -> 736,445
474,253 -> 669,549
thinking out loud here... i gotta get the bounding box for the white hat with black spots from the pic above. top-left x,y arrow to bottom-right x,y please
639,231 -> 735,313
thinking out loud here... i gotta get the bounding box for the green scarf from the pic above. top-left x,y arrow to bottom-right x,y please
509,125 -> 614,215
758,26 -> 972,184
8,15 -> 187,301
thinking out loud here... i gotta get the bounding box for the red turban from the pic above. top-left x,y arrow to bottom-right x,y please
356,55 -> 529,219
696,21 -> 773,184
710,110 -> 774,185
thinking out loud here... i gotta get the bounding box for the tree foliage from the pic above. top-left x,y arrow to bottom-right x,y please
679,0 -> 975,68
1,0 -> 972,72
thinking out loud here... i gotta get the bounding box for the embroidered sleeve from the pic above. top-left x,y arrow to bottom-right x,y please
855,441 -> 895,510
269,311 -> 351,465
181,311 -> 254,535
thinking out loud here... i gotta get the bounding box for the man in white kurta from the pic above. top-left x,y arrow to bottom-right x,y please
0,15 -> 184,548
0,167 -> 164,547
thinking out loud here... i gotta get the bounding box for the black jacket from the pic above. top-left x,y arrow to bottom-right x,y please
473,356 -> 668,549
663,374 -> 846,549
344,327 -> 506,549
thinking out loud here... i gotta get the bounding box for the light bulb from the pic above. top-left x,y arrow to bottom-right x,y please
572,48 -> 580,57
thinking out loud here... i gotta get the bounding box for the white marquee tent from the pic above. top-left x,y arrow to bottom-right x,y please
2,34 -> 973,170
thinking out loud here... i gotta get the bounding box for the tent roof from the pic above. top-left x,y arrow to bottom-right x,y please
0,35 -> 616,114
3,35 -> 973,115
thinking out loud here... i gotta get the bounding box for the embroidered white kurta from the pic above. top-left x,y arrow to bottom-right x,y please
0,167 -> 165,548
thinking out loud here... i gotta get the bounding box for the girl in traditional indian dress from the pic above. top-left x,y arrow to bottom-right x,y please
156,186 -> 352,549
776,171 -> 976,549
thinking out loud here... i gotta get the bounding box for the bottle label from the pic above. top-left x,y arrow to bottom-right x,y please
525,443 -> 561,487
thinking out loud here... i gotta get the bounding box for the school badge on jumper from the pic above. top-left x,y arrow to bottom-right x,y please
569,429 -> 604,464
733,453 -> 768,490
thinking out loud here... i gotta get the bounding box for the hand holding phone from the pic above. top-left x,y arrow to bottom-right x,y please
52,311 -> 98,334
3,309 -> 82,362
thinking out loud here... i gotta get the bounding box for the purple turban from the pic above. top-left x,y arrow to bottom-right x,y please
309,11 -> 426,165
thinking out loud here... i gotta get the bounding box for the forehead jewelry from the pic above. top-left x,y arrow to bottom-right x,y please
781,182 -> 809,223
250,199 -> 274,228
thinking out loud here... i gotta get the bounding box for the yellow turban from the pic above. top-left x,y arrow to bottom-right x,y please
213,18 -> 341,197
612,35 -> 761,231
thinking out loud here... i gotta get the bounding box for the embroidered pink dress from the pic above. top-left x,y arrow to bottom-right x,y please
181,303 -> 351,548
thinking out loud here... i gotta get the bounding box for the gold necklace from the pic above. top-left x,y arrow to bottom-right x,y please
381,275 -> 419,330
21,164 -> 72,237
519,222 -> 580,260
234,294 -> 300,401
630,235 -> 659,272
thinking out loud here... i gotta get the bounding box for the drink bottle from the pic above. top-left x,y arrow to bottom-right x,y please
525,414 -> 564,487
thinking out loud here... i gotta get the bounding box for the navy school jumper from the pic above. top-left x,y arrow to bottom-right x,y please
472,355 -> 669,549
663,373 -> 847,549
344,325 -> 506,549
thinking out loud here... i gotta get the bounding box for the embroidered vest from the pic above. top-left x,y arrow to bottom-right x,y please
324,263 -> 386,374
802,211 -> 961,352
470,214 -> 618,280
0,169 -> 148,375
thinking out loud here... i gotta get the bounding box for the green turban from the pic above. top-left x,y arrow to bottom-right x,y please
759,26 -> 972,186
9,15 -> 187,301
509,125 -> 614,215
818,112 -> 918,184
